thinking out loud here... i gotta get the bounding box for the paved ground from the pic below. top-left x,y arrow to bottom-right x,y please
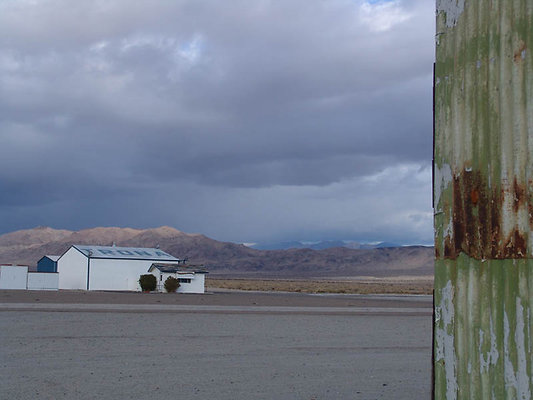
0,288 -> 433,308
0,291 -> 432,400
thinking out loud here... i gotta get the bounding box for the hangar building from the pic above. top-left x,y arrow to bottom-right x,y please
57,245 -> 203,292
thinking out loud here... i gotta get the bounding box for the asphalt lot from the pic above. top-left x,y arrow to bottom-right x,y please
0,291 -> 432,400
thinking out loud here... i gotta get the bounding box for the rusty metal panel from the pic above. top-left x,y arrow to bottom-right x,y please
434,0 -> 532,399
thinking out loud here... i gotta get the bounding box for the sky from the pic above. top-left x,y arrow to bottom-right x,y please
0,0 -> 435,245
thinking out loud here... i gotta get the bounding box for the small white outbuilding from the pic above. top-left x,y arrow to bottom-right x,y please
57,244 -> 185,291
148,263 -> 207,293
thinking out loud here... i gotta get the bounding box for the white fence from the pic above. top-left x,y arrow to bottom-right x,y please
0,265 -> 59,290
27,272 -> 59,290
0,266 -> 28,290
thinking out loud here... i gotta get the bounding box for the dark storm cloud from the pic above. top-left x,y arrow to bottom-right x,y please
0,0 -> 435,243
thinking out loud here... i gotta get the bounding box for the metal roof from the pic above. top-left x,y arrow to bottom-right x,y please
72,245 -> 180,261
149,263 -> 207,274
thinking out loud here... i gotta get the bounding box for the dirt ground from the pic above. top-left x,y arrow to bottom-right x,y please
1,289 -> 433,400
0,288 -> 432,309
207,277 -> 434,295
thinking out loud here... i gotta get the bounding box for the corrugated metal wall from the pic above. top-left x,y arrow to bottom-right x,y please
434,0 -> 532,398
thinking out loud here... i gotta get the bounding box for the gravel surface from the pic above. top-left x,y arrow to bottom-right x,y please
0,289 -> 433,308
0,290 -> 432,400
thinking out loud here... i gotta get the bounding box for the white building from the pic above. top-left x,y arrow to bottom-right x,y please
148,263 -> 207,294
57,245 -> 188,292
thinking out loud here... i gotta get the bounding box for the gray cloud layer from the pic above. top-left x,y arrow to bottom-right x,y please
0,0 -> 435,244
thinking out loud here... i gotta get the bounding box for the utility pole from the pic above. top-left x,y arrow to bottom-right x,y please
433,1 -> 532,398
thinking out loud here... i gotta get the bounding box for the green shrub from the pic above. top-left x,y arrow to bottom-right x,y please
164,276 -> 180,293
139,274 -> 157,292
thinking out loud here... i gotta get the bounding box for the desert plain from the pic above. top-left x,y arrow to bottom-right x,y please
1,288 -> 432,400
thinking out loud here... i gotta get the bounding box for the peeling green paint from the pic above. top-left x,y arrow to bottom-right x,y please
434,0 -> 532,398
434,258 -> 532,399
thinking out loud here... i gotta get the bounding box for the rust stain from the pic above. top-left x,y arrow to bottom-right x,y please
443,237 -> 453,258
470,189 -> 479,205
441,168 -> 529,260
513,177 -> 526,213
502,229 -> 527,258
489,196 -> 501,258
513,40 -> 527,63
529,179 -> 533,229
529,196 -> 533,229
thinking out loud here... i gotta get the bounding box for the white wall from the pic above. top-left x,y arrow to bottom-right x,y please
154,271 -> 168,292
89,259 -> 164,291
0,265 -> 28,290
178,273 -> 205,294
0,265 -> 28,289
58,247 -> 89,290
27,273 -> 59,290
153,271 -> 205,293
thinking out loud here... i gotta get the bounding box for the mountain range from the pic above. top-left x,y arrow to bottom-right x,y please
0,226 -> 435,278
248,240 -> 403,251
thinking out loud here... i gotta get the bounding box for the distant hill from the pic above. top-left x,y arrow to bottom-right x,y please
251,240 -> 349,250
249,240 -> 403,250
0,226 -> 435,278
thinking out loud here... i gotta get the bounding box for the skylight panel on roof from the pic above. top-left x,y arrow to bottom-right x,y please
74,245 -> 179,261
